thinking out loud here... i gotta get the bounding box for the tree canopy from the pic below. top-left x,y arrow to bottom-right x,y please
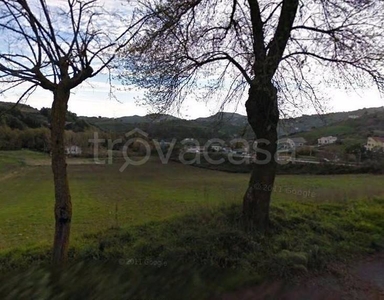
123,0 -> 384,115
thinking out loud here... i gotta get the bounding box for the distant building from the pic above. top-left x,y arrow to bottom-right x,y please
210,145 -> 222,152
318,136 -> 338,146
206,139 -> 226,152
65,145 -> 82,156
278,138 -> 294,150
232,148 -> 247,155
185,146 -> 205,153
365,137 -> 384,151
278,137 -> 307,149
291,137 -> 307,147
348,115 -> 360,119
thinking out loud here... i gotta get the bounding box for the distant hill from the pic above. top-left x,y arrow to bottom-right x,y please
81,106 -> 384,142
81,111 -> 252,141
83,113 -> 182,133
278,106 -> 384,136
289,109 -> 384,145
0,102 -> 48,130
2,100 -> 384,143
0,101 -> 91,132
195,112 -> 248,126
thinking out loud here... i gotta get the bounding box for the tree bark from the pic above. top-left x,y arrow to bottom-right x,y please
51,87 -> 72,265
243,82 -> 279,233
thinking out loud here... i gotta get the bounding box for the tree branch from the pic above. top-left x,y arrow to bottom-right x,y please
248,0 -> 267,61
266,0 -> 299,78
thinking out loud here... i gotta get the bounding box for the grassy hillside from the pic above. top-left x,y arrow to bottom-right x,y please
290,110 -> 384,146
280,106 -> 384,136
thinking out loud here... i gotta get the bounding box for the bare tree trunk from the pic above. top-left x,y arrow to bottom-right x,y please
243,82 -> 279,233
51,87 -> 72,265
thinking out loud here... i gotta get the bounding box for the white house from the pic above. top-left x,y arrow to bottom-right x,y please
318,136 -> 338,146
365,137 -> 384,151
65,145 -> 82,156
278,137 -> 307,149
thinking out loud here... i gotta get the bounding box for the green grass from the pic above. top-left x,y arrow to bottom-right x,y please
0,150 -> 383,299
0,199 -> 383,299
1,151 -> 384,250
0,149 -> 48,170
0,154 -> 248,250
293,124 -> 356,143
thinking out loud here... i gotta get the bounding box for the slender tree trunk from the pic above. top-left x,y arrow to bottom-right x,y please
51,87 -> 72,265
243,82 -> 279,233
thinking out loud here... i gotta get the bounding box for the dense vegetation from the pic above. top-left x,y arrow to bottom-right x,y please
0,102 -> 91,152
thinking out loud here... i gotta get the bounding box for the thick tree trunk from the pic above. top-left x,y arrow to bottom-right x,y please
51,87 -> 72,265
243,82 -> 279,233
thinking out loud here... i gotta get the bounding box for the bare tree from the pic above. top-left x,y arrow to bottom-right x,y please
121,0 -> 384,232
0,0 -> 146,264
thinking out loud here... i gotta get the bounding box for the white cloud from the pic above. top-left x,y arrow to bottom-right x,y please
1,1 -> 383,120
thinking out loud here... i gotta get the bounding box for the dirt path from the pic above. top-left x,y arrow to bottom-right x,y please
214,253 -> 384,300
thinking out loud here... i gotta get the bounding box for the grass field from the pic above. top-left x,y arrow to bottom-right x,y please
1,150 -> 384,299
1,150 -> 384,251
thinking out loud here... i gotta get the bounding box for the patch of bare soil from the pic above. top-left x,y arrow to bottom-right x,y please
0,171 -> 18,182
0,167 -> 34,182
25,158 -> 104,166
213,253 -> 384,300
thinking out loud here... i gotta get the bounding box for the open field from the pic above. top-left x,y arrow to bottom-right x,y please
1,150 -> 384,251
0,150 -> 384,299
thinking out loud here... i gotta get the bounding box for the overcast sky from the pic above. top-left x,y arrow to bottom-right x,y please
3,70 -> 383,119
1,0 -> 383,120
